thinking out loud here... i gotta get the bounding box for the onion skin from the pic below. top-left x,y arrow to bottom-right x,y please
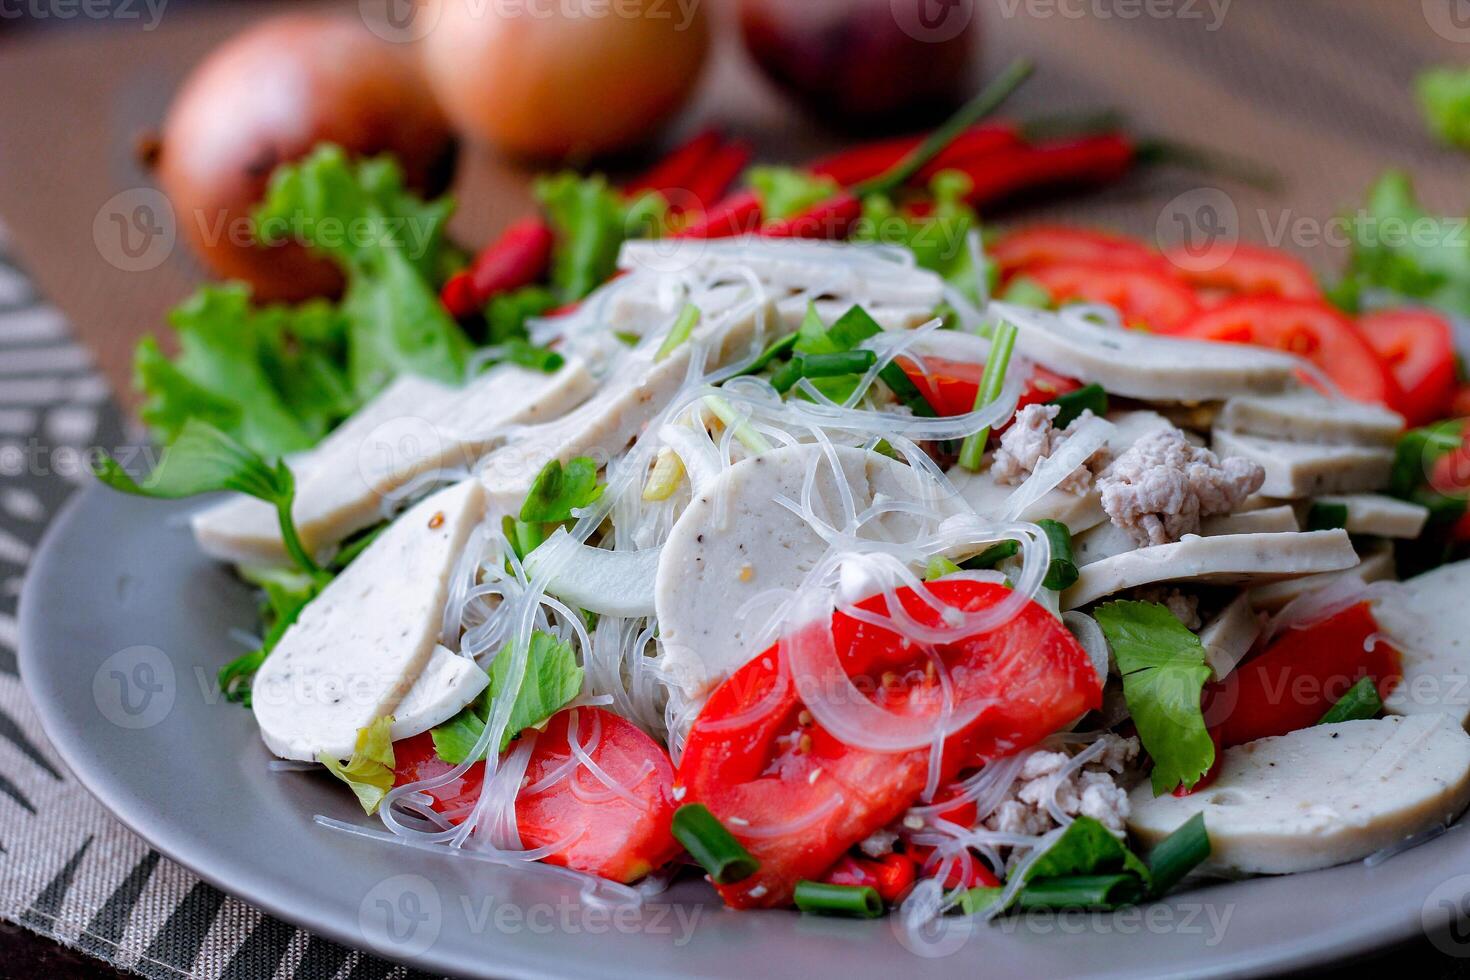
153,14 -> 458,302
421,0 -> 710,161
737,0 -> 979,130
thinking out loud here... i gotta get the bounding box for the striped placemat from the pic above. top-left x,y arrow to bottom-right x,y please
0,225 -> 439,980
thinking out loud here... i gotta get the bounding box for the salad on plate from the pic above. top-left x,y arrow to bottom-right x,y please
94,64 -> 1470,936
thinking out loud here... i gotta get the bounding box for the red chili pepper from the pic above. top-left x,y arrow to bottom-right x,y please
673,190 -> 763,239
761,191 -> 864,240
682,142 -> 754,214
808,124 -> 1024,187
953,134 -> 1136,209
623,129 -> 724,201
441,217 -> 556,318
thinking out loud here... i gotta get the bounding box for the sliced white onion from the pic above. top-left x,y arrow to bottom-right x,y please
524,529 -> 660,618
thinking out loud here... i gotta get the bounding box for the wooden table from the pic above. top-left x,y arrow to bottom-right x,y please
2,0 -> 1468,407
4,2 -> 1470,978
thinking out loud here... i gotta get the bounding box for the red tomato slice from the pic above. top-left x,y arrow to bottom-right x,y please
1452,386 -> 1470,420
1172,298 -> 1404,408
897,356 -> 1081,419
1163,243 -> 1321,301
1203,603 -> 1402,749
992,225 -> 1167,279
677,580 -> 1099,909
1358,308 -> 1460,427
910,846 -> 1000,890
391,707 -> 680,883
821,852 -> 917,903
1027,261 -> 1200,332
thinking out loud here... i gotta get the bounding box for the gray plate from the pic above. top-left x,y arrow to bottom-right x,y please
19,485 -> 1470,979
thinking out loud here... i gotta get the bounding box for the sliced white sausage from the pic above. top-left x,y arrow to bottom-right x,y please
1128,714 -> 1470,875
654,444 -> 960,698
1199,594 -> 1261,680
390,645 -> 490,741
1375,560 -> 1470,727
998,302 -> 1301,401
1210,429 -> 1394,498
192,362 -> 593,566
1246,544 -> 1395,612
1316,494 -> 1430,539
479,300 -> 773,516
1217,391 -> 1403,447
1199,505 -> 1299,535
1061,530 -> 1359,610
252,480 -> 486,761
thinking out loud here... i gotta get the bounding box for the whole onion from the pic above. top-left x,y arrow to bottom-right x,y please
420,0 -> 710,161
738,0 -> 980,130
150,14 -> 458,302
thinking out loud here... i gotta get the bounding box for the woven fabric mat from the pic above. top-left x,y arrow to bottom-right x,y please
0,225 -> 438,980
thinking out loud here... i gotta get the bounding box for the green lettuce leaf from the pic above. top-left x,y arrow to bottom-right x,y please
535,173 -> 666,303
1095,600 -> 1215,795
1340,170 -> 1470,317
519,457 -> 604,523
254,144 -> 469,397
747,166 -> 839,221
319,716 -> 397,815
851,171 -> 989,300
431,632 -> 585,763
1418,67 -> 1470,150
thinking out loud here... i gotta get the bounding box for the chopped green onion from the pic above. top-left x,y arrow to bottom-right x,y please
1037,519 -> 1079,591
739,331 -> 799,376
1049,383 -> 1108,428
656,304 -> 701,362
1318,676 -> 1383,725
962,540 -> 1020,569
613,330 -> 641,347
957,319 -> 1019,471
925,555 -> 963,580
998,275 -> 1054,309
497,339 -> 565,373
1305,501 -> 1350,532
793,880 -> 884,918
1144,812 -> 1211,897
770,357 -> 806,394
878,360 -> 938,418
1013,874 -> 1144,910
671,804 -> 758,885
801,350 -> 877,377
702,395 -> 772,454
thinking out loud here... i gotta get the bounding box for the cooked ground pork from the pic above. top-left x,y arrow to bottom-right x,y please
1097,428 -> 1265,546
992,404 -> 1104,494
1132,586 -> 1202,630
983,735 -> 1140,842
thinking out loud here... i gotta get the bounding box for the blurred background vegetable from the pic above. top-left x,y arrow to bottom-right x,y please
421,0 -> 711,161
146,14 -> 457,303
737,0 -> 979,130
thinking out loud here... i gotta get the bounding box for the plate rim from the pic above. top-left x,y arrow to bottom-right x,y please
16,482 -> 1469,979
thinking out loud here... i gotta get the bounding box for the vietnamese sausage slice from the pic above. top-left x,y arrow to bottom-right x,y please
479,300 -> 774,516
389,644 -> 490,741
252,479 -> 486,761
1198,594 -> 1261,680
1246,543 -> 1395,612
998,302 -> 1300,401
1061,529 -> 1359,610
1128,714 -> 1470,875
1375,560 -> 1470,728
1210,430 -> 1394,498
654,444 -> 960,699
192,361 -> 594,566
1216,391 -> 1403,447
1316,494 -> 1430,539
